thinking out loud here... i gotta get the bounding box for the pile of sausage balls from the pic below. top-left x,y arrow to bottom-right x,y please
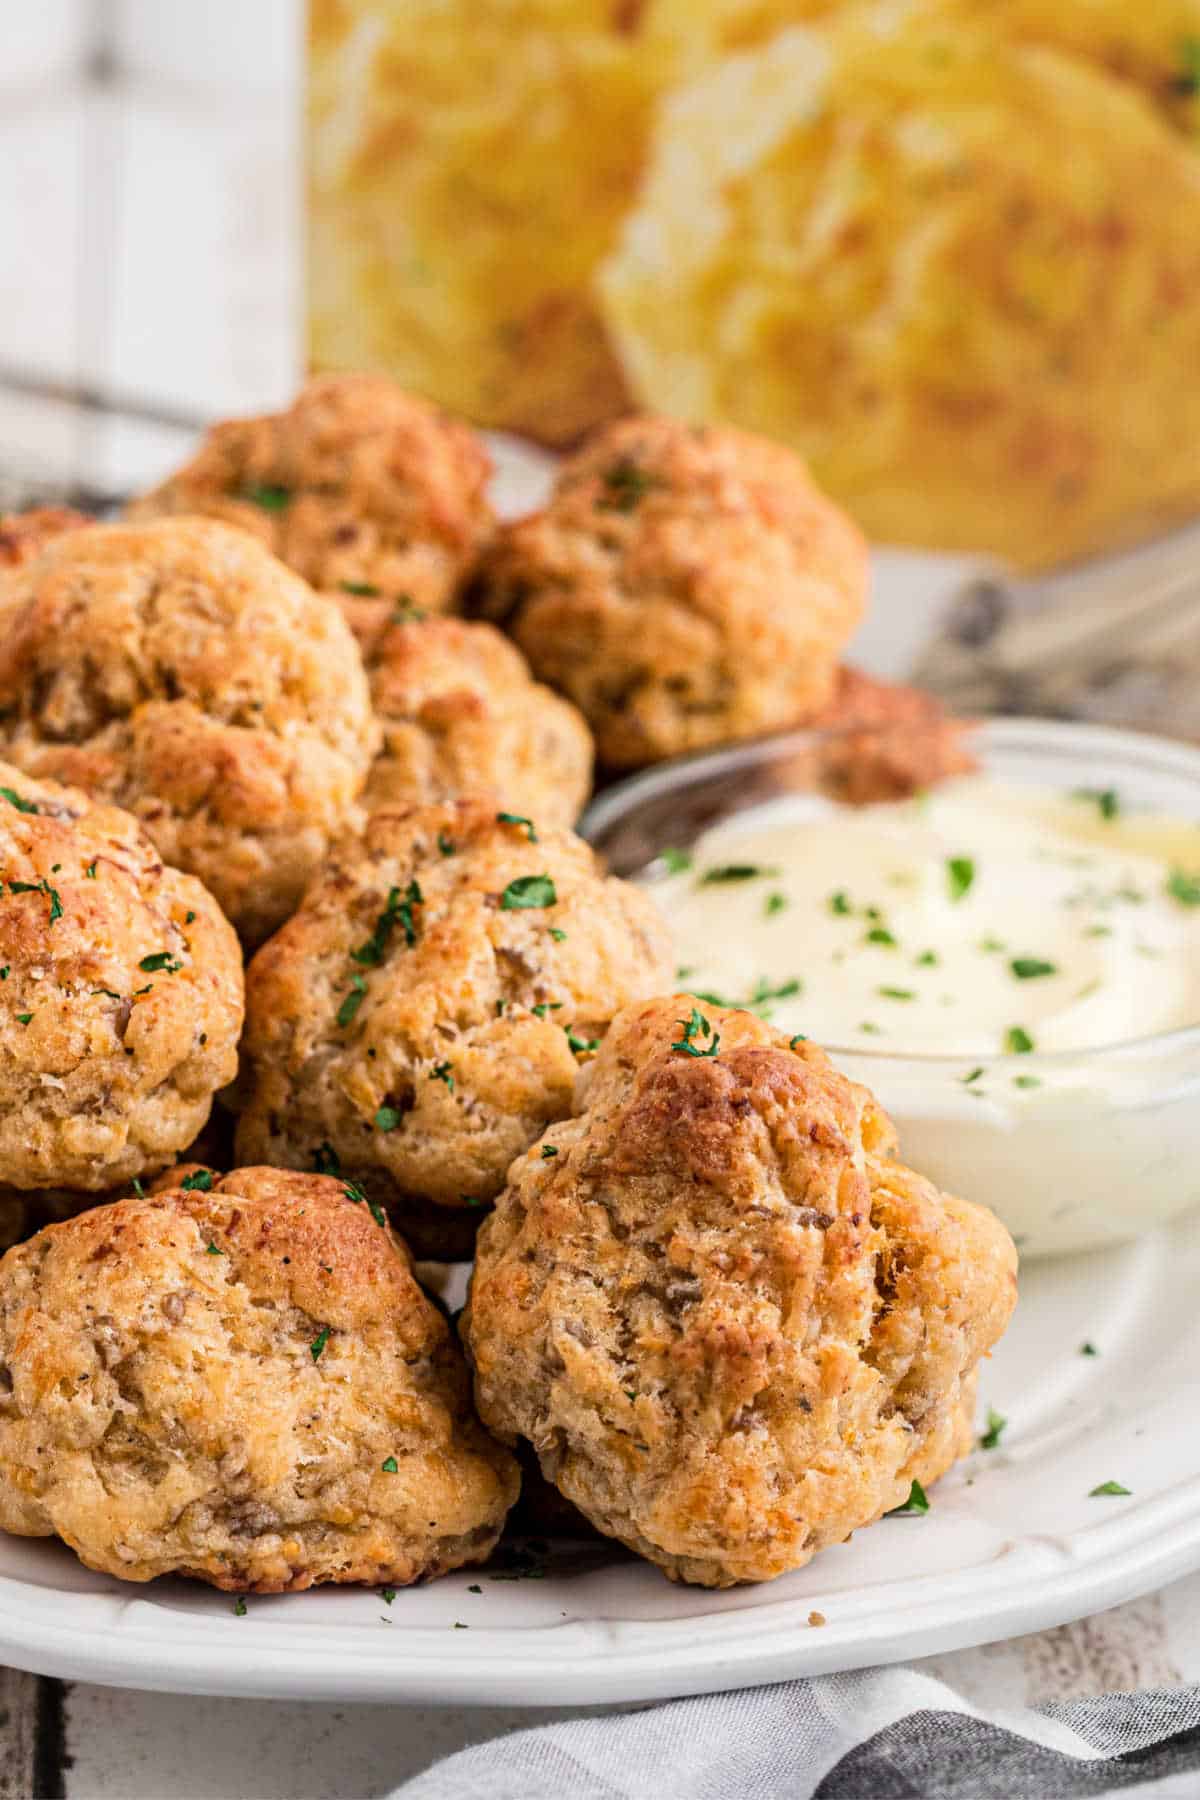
0,376 -> 1013,1598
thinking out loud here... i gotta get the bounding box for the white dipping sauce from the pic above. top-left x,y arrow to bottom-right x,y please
643,775 -> 1200,1257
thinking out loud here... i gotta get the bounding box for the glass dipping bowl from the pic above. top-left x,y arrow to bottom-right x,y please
584,717 -> 1200,1259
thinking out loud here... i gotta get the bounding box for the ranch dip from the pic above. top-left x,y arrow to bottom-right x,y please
650,777 -> 1200,1061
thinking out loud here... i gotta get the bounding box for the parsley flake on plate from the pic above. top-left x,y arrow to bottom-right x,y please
1089,1479 -> 1131,1497
979,1407 -> 1006,1450
1005,1026 -> 1035,1055
1167,866 -> 1200,908
887,1478 -> 930,1517
700,863 -> 779,885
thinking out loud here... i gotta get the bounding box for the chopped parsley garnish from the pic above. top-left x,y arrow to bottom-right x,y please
205,1241 -> 224,1255
915,950 -> 939,967
888,1478 -> 930,1517
241,482 -> 290,511
1013,1074 -> 1042,1089
946,857 -> 975,903
660,847 -> 693,874
185,909 -> 195,924
671,1007 -> 720,1059
1074,787 -> 1120,821
829,890 -> 852,916
92,987 -> 122,1001
549,927 -> 568,942
375,1106 -> 402,1132
1004,1026 -> 1035,1055
380,1588 -> 396,1605
467,1584 -> 481,1595
8,877 -> 63,924
700,864 -> 779,885
181,1169 -> 214,1192
789,1033 -> 808,1048
352,880 -> 422,964
15,1012 -> 32,1026
532,1002 -> 562,1018
962,1067 -> 985,1086
1089,1480 -> 1131,1497
233,1596 -> 248,1617
131,1178 -> 145,1198
979,935 -> 1006,954
381,1456 -> 398,1474
340,581 -> 380,597
337,974 -> 368,1027
310,1326 -> 331,1362
496,812 -> 538,842
500,874 -> 557,910
314,1141 -> 341,1176
764,892 -> 788,917
877,986 -> 915,1002
979,1407 -> 1006,1450
565,1030 -> 599,1055
859,1021 -> 883,1036
1080,1341 -> 1099,1357
1166,866 -> 1200,908
541,1145 -> 558,1158
437,831 -> 456,857
866,927 -> 897,948
391,596 -> 427,622
596,456 -> 659,512
139,951 -> 182,974
0,786 -> 38,814
84,861 -> 97,879
1010,957 -> 1056,981
429,1059 -> 455,1091
0,967 -> 7,980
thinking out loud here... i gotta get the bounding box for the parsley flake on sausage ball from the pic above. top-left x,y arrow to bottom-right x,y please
471,414 -> 867,768
0,1169 -> 518,1591
0,516 -> 377,945
233,800 -> 673,1247
360,615 -> 594,827
464,997 -> 1017,1587
129,372 -> 494,622
0,763 -> 242,1196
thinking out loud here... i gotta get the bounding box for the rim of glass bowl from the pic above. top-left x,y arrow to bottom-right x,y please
582,714 -> 1200,1072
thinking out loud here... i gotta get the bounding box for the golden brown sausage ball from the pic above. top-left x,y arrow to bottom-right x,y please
129,373 -> 494,619
0,763 -> 242,1195
807,665 -> 977,803
233,800 -> 673,1246
471,414 -> 868,768
464,996 -> 1017,1587
0,517 -> 377,945
359,615 -> 594,827
0,1168 -> 519,1592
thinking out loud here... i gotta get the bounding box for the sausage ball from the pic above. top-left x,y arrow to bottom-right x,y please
0,507 -> 90,569
359,616 -> 594,827
233,800 -> 673,1250
471,414 -> 868,768
807,666 -> 977,804
129,372 -> 494,620
464,996 -> 1017,1588
0,763 -> 242,1195
0,1168 -> 519,1591
0,517 -> 377,945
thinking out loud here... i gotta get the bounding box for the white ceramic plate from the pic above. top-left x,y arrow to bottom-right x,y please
2,1208 -> 1199,1704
